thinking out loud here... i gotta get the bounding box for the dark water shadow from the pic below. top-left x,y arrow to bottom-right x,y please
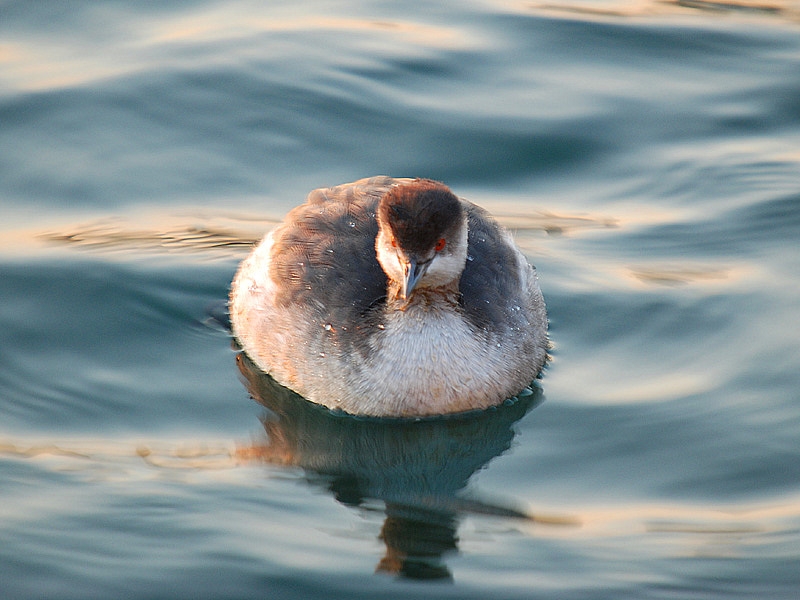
235,352 -> 543,581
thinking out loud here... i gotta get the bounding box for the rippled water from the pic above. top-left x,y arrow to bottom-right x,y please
2,1 -> 799,598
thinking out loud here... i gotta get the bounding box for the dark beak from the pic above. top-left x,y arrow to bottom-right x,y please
400,257 -> 429,300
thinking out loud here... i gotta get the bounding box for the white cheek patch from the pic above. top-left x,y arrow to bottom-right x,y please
423,219 -> 469,288
375,236 -> 405,284
424,252 -> 464,288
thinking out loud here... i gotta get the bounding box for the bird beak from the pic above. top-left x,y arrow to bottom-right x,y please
400,257 -> 429,300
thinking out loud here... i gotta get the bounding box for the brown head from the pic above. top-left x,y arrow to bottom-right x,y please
375,180 -> 469,301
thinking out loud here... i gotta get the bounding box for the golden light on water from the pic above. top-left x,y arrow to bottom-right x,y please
4,0 -> 799,93
4,435 -> 798,561
0,11 -> 466,92
516,496 -> 800,561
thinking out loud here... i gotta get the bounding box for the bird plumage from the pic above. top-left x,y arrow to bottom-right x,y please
230,176 -> 547,417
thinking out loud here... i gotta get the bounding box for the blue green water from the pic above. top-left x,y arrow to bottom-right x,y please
2,1 -> 799,598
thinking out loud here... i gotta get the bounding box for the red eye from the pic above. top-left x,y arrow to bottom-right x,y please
434,238 -> 446,252
391,238 -> 397,248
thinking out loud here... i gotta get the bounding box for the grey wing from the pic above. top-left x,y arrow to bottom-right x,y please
459,202 -> 536,335
269,177 -> 408,332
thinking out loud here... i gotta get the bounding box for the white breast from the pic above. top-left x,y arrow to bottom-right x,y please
339,303 -> 528,417
230,210 -> 547,418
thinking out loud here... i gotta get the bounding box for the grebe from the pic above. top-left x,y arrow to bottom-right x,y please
230,176 -> 547,417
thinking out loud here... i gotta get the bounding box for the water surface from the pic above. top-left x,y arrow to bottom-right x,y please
1,1 -> 799,598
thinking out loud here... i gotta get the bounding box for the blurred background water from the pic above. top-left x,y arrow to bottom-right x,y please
1,1 -> 800,598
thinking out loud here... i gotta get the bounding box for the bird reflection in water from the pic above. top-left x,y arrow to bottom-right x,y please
235,351 -> 544,580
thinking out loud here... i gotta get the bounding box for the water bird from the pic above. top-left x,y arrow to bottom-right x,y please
230,176 -> 547,417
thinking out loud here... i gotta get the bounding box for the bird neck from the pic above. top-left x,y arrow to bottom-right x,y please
386,279 -> 461,311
